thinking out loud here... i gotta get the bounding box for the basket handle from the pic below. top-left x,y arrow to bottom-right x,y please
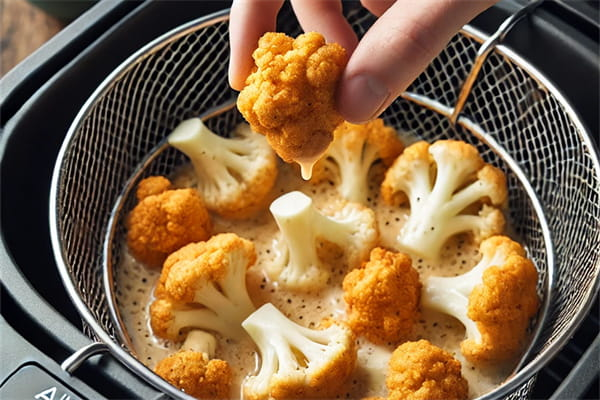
449,0 -> 545,125
60,342 -> 109,374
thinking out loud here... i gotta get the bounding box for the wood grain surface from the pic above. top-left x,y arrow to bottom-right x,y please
1,0 -> 64,76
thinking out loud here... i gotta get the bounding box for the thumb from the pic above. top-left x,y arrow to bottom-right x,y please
337,0 -> 497,123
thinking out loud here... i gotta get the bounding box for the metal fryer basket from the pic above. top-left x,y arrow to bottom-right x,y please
50,4 -> 599,400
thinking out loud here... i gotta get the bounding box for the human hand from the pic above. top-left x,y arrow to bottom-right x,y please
229,0 -> 497,123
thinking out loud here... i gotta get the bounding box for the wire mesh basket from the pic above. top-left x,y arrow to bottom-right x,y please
50,3 -> 599,400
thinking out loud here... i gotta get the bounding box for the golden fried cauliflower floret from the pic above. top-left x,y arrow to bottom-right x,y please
241,303 -> 357,400
422,235 -> 540,365
150,233 -> 257,341
386,340 -> 468,400
135,175 -> 172,201
153,237 -> 212,299
126,177 -> 212,268
237,31 -> 347,176
381,140 -> 507,260
343,247 -> 421,345
168,120 -> 278,219
312,119 -> 404,204
154,350 -> 231,399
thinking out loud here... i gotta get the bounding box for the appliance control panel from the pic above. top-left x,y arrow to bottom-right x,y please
0,365 -> 85,400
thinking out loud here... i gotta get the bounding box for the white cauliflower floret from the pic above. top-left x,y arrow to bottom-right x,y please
268,191 -> 378,290
381,140 -> 507,260
421,235 -> 540,365
311,119 -> 404,204
241,303 -> 357,400
168,119 -> 277,219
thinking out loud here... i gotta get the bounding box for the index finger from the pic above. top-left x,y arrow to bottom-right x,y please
337,0 -> 497,122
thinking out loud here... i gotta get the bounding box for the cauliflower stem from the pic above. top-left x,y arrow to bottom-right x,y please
268,191 -> 378,289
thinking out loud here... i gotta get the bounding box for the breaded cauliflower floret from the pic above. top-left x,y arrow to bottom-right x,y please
135,175 -> 172,201
241,303 -> 357,400
312,119 -> 404,204
155,329 -> 230,399
155,349 -> 231,399
422,235 -> 540,364
386,340 -> 468,400
126,177 -> 212,268
168,120 -> 277,219
381,140 -> 507,260
268,191 -> 378,290
237,32 -> 347,177
342,247 -> 421,345
153,237 -> 214,299
150,233 -> 257,341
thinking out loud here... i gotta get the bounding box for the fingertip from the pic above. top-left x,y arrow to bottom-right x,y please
228,59 -> 248,91
228,39 -> 253,91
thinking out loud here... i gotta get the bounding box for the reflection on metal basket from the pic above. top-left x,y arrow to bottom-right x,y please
50,4 -> 599,400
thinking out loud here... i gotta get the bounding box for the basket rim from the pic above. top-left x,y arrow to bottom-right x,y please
463,23 -> 600,398
49,10 -> 600,400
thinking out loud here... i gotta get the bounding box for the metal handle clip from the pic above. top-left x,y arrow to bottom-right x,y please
449,0 -> 545,125
61,342 -> 109,374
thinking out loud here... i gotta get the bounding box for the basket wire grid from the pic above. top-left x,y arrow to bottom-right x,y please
50,3 -> 599,400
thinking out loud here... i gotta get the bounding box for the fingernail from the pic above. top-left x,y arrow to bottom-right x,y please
339,74 -> 389,123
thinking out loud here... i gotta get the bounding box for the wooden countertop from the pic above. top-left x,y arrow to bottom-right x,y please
1,0 -> 65,76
